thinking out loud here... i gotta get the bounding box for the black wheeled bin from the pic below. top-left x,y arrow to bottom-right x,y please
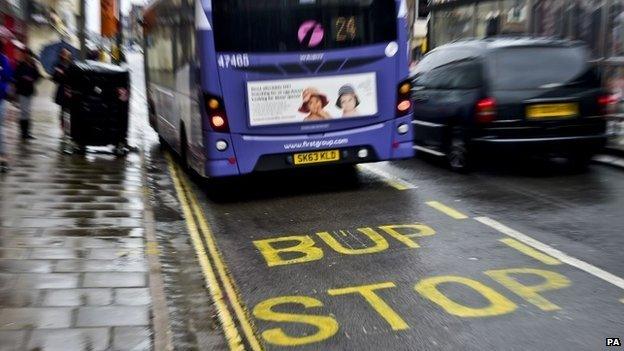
66,61 -> 130,149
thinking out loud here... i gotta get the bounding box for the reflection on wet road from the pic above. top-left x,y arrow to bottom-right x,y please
148,146 -> 624,350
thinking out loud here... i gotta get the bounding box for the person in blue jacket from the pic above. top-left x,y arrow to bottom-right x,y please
0,41 -> 13,172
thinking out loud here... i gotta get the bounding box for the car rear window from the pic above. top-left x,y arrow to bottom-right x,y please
488,46 -> 601,91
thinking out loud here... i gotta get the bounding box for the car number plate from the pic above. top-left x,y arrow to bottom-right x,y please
526,103 -> 578,119
293,150 -> 340,165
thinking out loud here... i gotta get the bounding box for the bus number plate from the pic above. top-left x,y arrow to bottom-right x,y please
293,150 -> 340,165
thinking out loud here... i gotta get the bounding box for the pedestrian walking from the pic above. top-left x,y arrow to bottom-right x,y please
0,40 -> 13,172
52,48 -> 72,141
14,47 -> 41,140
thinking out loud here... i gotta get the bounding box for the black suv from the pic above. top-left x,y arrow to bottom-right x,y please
411,38 -> 612,171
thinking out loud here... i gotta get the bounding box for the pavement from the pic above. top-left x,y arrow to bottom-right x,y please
2,53 -> 624,351
0,75 -> 155,350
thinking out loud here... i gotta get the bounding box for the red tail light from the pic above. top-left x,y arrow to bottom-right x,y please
396,80 -> 412,116
205,95 -> 229,132
475,97 -> 496,123
598,94 -> 617,116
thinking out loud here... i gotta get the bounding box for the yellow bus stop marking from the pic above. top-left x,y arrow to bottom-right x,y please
426,201 -> 468,219
499,238 -> 561,265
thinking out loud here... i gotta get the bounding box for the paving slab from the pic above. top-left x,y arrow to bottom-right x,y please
0,290 -> 41,308
76,306 -> 149,327
27,328 -> 110,351
42,289 -> 113,307
82,273 -> 146,288
115,288 -> 151,306
0,308 -> 73,329
112,327 -> 152,351
14,273 -> 80,289
0,260 -> 53,273
0,330 -> 26,351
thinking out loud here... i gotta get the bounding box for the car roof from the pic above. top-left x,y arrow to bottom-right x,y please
430,37 -> 585,57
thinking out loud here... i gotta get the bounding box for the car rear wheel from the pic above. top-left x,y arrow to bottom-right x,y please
447,135 -> 471,173
568,153 -> 593,171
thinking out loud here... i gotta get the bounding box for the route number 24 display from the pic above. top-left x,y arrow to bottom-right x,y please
218,54 -> 250,68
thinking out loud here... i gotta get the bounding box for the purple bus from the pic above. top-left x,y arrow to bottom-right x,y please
143,0 -> 414,177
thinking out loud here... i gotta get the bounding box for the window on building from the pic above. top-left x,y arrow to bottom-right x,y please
498,0 -> 528,35
609,0 -> 624,57
476,1 -> 500,38
431,4 -> 475,47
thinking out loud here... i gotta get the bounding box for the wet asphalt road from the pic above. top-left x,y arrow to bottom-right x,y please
127,54 -> 624,350
167,158 -> 624,351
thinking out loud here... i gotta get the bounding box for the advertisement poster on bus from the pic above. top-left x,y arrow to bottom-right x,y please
247,72 -> 378,126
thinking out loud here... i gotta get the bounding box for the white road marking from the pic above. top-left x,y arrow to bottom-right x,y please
358,164 -> 417,190
476,216 -> 624,290
593,155 -> 624,169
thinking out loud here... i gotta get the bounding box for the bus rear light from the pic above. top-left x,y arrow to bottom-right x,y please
205,95 -> 229,132
211,116 -> 225,128
208,98 -> 220,109
399,82 -> 411,95
396,79 -> 413,117
215,140 -> 228,151
228,157 -> 237,165
476,97 -> 497,123
397,100 -> 411,112
397,123 -> 409,135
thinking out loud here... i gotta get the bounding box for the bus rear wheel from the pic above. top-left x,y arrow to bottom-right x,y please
179,129 -> 189,170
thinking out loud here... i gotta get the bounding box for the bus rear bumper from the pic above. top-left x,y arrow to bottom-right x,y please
203,115 -> 414,176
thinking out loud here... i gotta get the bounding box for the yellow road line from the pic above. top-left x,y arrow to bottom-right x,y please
426,201 -> 468,219
166,155 -> 245,351
181,174 -> 264,351
385,179 -> 410,191
499,238 -> 561,265
357,164 -> 417,190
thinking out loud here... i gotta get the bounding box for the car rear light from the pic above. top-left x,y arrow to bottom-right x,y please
205,95 -> 229,132
475,97 -> 497,123
397,80 -> 412,116
598,94 -> 617,116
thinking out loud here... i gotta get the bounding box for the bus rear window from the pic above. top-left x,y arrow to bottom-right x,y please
212,0 -> 397,53
488,46 -> 600,91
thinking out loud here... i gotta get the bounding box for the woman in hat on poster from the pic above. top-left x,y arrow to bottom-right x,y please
336,84 -> 360,117
299,87 -> 330,121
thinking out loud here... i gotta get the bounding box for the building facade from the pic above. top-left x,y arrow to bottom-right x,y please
428,0 -> 624,110
27,0 -> 80,56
